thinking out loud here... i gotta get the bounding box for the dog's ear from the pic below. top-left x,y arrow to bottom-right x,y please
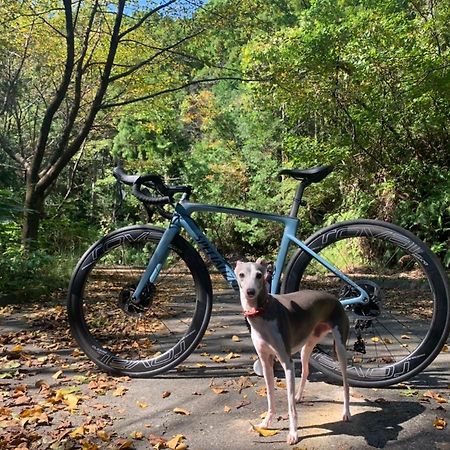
256,257 -> 268,268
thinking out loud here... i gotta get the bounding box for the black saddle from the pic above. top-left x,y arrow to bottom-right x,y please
279,166 -> 333,184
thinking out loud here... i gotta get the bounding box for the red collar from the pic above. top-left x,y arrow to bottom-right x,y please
243,296 -> 269,318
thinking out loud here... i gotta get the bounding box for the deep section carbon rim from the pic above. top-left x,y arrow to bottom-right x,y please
283,220 -> 450,387
68,226 -> 212,377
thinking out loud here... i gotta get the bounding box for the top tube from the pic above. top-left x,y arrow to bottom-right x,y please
180,199 -> 299,228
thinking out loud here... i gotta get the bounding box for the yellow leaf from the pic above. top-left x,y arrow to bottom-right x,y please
276,380 -> 286,389
113,386 -> 128,397
81,441 -> 99,450
137,401 -> 149,409
131,431 -> 144,440
225,352 -> 240,360
70,425 -> 85,438
250,423 -> 279,437
383,338 -> 393,344
196,363 -> 207,368
224,405 -> 231,413
211,355 -> 225,363
256,386 -> 267,397
97,430 -> 110,442
441,344 -> 448,353
115,438 -> 134,449
433,417 -> 447,430
173,407 -> 190,415
231,335 -> 241,342
166,434 -> 185,450
401,334 -> 411,340
371,337 -> 380,343
11,344 -> 23,353
64,393 -> 80,411
52,370 -> 63,380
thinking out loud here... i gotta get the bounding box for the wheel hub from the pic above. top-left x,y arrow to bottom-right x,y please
118,282 -> 156,316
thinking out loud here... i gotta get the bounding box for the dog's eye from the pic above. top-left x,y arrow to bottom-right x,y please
255,272 -> 263,279
238,272 -> 245,279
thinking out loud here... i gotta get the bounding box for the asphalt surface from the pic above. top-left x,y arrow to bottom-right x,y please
1,282 -> 449,450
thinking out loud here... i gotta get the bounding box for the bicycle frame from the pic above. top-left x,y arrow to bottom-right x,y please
132,200 -> 369,306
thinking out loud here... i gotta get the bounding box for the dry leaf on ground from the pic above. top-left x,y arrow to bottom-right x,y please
250,423 -> 279,437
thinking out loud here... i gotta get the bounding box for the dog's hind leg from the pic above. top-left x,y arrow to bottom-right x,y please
331,326 -> 351,421
295,341 -> 314,403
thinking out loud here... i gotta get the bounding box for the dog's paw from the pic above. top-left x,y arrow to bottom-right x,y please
342,411 -> 351,422
286,431 -> 299,445
294,394 -> 303,403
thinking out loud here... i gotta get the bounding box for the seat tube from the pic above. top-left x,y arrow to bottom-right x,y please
271,219 -> 299,294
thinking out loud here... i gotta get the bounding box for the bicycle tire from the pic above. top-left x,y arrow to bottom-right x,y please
282,219 -> 450,387
68,225 -> 213,377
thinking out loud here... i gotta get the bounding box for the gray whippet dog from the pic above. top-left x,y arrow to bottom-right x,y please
235,258 -> 351,445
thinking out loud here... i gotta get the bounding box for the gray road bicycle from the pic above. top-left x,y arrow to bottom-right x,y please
67,165 -> 450,387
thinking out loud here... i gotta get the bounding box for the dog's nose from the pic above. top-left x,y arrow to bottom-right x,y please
246,288 -> 256,297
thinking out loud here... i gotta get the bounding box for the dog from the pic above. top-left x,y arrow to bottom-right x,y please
235,259 -> 351,445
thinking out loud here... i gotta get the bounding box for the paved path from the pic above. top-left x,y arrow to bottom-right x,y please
1,285 -> 449,450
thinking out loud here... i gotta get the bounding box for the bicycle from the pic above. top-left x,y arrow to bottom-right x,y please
67,165 -> 450,387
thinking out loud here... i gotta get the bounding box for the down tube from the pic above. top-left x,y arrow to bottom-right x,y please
178,214 -> 239,290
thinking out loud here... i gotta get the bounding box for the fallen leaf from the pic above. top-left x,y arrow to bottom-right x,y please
211,387 -> 228,395
231,335 -> 241,342
250,423 -> 279,437
276,380 -> 286,389
371,336 -> 381,343
81,441 -> 99,450
256,386 -> 267,397
423,391 -> 447,404
433,417 -> 447,430
383,338 -> 393,344
442,344 -> 448,353
137,401 -> 149,409
113,386 -> 128,397
173,407 -> 190,415
149,433 -> 167,447
70,425 -> 85,438
211,355 -> 225,363
195,363 -> 207,368
224,405 -> 231,413
52,370 -> 63,380
97,430 -> 110,442
64,393 -> 81,411
11,344 -> 23,353
225,352 -> 240,360
115,438 -> 134,449
131,431 -> 144,440
401,334 -> 411,340
166,434 -> 185,449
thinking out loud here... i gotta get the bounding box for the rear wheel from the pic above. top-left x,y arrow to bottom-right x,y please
283,220 -> 450,387
68,225 -> 213,377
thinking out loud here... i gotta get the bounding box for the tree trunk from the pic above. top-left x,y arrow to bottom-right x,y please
22,182 -> 45,248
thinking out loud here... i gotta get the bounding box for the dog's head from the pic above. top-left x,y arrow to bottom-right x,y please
234,258 -> 269,313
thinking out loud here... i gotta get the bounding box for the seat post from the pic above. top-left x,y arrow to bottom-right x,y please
289,181 -> 309,218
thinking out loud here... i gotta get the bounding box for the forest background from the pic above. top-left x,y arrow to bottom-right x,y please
0,0 -> 449,302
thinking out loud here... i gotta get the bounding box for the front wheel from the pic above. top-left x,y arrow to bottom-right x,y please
283,219 -> 450,387
68,225 -> 213,377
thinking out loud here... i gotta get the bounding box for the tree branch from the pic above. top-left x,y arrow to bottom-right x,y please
101,76 -> 266,109
109,28 -> 205,82
118,0 -> 177,39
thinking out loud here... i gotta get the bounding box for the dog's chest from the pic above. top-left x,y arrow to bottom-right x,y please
249,319 -> 288,357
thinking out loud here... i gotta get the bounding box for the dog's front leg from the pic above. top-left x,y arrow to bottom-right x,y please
280,357 -> 299,445
258,353 -> 276,429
